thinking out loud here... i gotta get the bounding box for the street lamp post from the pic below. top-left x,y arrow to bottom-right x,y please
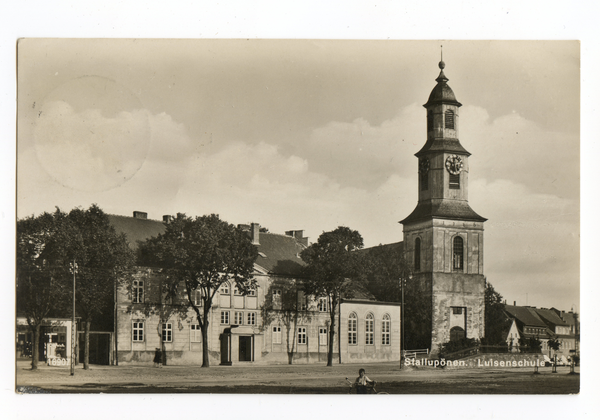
70,260 -> 77,376
400,276 -> 405,369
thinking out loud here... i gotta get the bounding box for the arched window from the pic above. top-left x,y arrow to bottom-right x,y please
452,236 -> 464,271
414,237 -> 421,271
348,313 -> 357,345
445,110 -> 455,129
427,110 -> 433,132
365,313 -> 374,345
450,326 -> 465,342
382,314 -> 391,345
220,282 -> 230,295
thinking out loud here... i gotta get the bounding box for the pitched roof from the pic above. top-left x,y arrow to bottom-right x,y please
108,214 -> 166,250
503,305 -> 548,328
400,200 -> 487,225
533,308 -> 570,328
254,232 -> 307,276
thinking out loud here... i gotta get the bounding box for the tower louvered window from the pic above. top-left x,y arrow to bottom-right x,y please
427,110 -> 433,132
453,236 -> 464,271
445,110 -> 455,129
449,173 -> 460,189
414,237 -> 421,271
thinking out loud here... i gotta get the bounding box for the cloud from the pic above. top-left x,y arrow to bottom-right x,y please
32,100 -> 151,192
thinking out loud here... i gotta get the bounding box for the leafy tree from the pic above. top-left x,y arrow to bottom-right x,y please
361,244 -> 429,350
17,210 -> 70,369
482,281 -> 512,345
519,336 -> 542,353
300,226 -> 365,366
62,206 -> 136,369
138,213 -> 258,367
127,270 -> 189,366
547,337 -> 561,359
17,205 -> 135,370
260,278 -> 314,364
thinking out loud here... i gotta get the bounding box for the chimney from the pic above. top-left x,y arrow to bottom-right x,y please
133,211 -> 148,219
286,230 -> 309,246
251,223 -> 260,245
513,301 -> 516,306
163,215 -> 173,223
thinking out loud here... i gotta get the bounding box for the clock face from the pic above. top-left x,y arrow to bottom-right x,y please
445,155 -> 463,175
419,158 -> 430,174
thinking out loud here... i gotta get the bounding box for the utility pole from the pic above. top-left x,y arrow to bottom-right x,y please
400,276 -> 406,369
70,260 -> 77,376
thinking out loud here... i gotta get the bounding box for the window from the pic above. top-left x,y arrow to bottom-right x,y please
132,321 -> 144,342
220,282 -> 230,295
348,313 -> 357,345
234,311 -> 244,325
162,323 -> 172,342
319,327 -> 328,346
427,110 -> 433,131
193,289 -> 203,306
298,291 -> 307,311
445,110 -> 455,129
414,237 -> 421,271
190,324 -> 201,342
419,169 -> 428,191
247,288 -> 256,296
452,236 -> 464,271
365,313 -> 374,345
297,327 -> 307,345
132,280 -> 144,303
220,311 -> 230,325
247,312 -> 256,325
452,307 -> 463,315
272,289 -> 282,310
272,326 -> 282,344
318,297 -> 328,312
449,173 -> 460,189
382,314 -> 391,345
234,286 -> 242,295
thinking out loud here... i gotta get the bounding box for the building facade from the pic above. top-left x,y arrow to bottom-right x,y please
111,214 -> 401,365
400,60 -> 486,352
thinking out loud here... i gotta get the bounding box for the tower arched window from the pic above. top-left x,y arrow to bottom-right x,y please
427,110 -> 433,132
445,110 -> 455,129
414,237 -> 421,271
452,236 -> 464,271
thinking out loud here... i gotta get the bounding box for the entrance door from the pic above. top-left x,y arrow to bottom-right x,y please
450,326 -> 466,342
238,336 -> 253,362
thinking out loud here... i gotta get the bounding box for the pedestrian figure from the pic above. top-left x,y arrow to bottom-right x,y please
154,348 -> 162,368
354,368 -> 376,394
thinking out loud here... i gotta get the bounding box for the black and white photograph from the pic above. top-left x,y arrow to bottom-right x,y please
3,2 -> 597,420
15,38 -> 580,393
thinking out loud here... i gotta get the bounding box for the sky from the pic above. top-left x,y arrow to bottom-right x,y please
16,39 -> 579,312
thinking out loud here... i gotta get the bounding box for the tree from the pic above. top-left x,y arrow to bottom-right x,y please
16,205 -> 135,370
62,205 -> 136,369
482,281 -> 512,345
138,213 -> 258,367
361,244 -> 429,350
17,210 -> 70,370
126,270 -> 189,366
547,337 -> 561,359
260,278 -> 314,364
300,226 -> 365,366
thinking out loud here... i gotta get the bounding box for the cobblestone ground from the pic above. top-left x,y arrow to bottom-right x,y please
15,360 -> 580,394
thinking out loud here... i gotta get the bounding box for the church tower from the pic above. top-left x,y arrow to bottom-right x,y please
400,59 -> 486,352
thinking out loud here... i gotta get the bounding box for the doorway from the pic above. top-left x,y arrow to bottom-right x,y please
238,336 -> 253,362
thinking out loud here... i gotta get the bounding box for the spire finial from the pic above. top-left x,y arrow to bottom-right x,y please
439,45 -> 445,70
